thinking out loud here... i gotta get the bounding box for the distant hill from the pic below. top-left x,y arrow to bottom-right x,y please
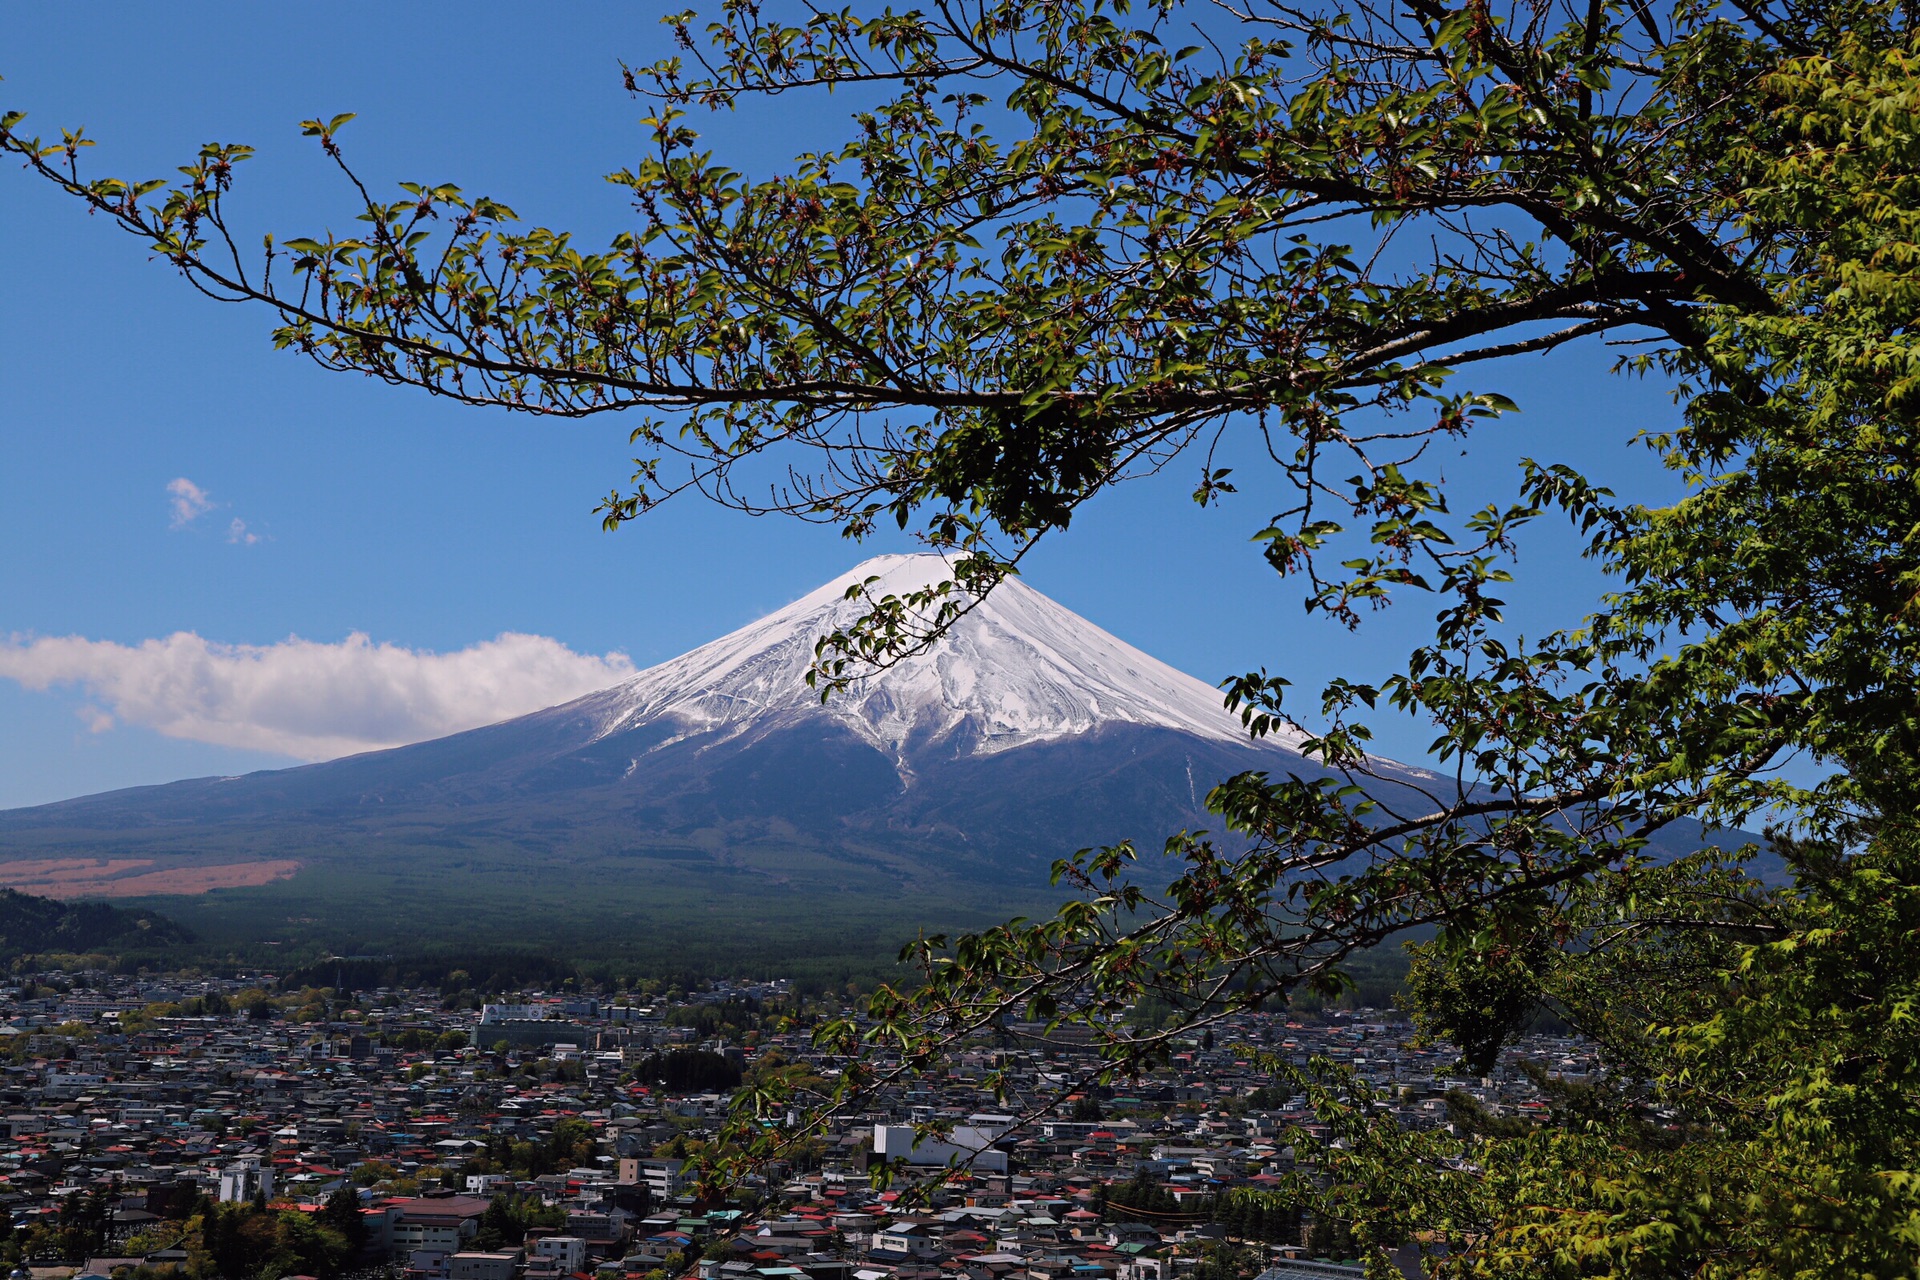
0,554 -> 1759,973
0,889 -> 192,959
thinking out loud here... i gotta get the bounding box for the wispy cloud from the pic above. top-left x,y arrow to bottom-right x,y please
166,477 -> 214,529
167,478 -> 268,545
0,631 -> 638,760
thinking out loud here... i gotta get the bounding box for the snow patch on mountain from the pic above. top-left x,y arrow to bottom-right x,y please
577,554 -> 1301,761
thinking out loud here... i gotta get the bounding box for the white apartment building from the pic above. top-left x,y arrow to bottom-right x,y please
218,1158 -> 275,1203
534,1236 -> 588,1273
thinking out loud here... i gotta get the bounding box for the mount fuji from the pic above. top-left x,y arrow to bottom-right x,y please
0,555 -> 1438,966
573,553 -> 1315,767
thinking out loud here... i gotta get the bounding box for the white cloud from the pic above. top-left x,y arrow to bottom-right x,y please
226,517 -> 263,545
166,477 -> 214,529
0,631 -> 638,760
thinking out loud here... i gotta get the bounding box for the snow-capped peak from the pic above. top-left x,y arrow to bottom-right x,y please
578,553 -> 1299,760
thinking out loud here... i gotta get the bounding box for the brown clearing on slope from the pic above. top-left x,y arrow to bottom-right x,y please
0,857 -> 301,897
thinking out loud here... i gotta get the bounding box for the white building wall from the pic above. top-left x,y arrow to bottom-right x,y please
536,1237 -> 588,1272
872,1124 -> 1010,1173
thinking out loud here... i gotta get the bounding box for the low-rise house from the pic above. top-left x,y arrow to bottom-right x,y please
449,1251 -> 522,1280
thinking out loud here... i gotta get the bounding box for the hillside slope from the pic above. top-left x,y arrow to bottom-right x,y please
0,556 -> 1732,967
0,889 -> 191,960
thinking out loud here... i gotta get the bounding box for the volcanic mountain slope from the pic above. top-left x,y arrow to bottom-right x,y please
0,555 -> 1448,960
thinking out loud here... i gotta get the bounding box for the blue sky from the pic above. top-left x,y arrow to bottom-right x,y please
0,3 -> 1690,810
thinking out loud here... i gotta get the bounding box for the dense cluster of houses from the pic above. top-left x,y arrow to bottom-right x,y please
0,969 -> 1595,1280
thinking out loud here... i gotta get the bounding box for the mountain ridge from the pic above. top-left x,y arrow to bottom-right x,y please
0,556 -> 1517,966
569,553 -> 1327,769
